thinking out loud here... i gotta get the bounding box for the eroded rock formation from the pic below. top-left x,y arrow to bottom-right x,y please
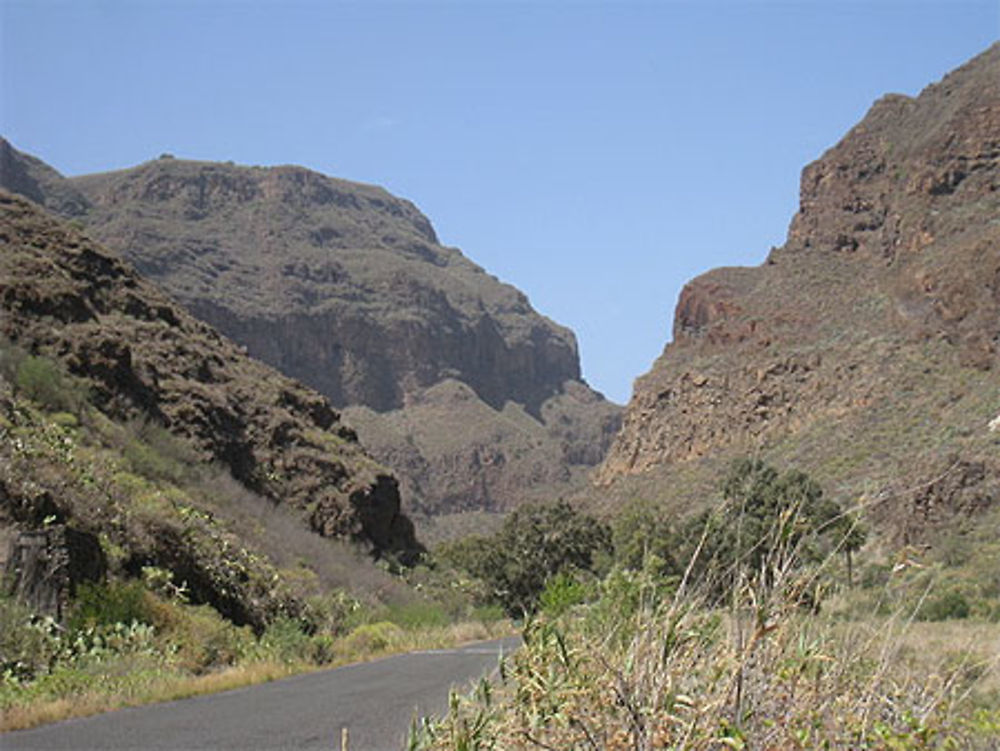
597,44 -> 1000,532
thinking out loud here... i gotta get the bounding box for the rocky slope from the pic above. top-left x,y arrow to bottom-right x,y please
0,147 -> 621,515
0,191 -> 420,564
596,44 -> 1000,544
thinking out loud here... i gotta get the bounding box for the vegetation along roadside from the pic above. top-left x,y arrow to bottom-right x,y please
0,344 -> 512,732
412,461 -> 1000,749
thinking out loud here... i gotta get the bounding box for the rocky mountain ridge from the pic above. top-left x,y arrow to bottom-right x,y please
0,190 -> 419,561
0,145 -> 621,517
595,43 -> 1000,543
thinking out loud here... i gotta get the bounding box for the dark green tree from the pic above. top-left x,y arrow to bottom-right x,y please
678,459 -> 843,601
458,500 -> 611,616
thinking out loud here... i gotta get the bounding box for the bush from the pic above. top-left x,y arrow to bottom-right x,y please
258,617 -> 315,664
470,603 -> 506,623
13,355 -> 88,414
385,600 -> 450,630
0,597 -> 60,681
340,621 -> 403,654
920,590 -> 971,621
457,501 -> 612,617
612,498 -> 678,574
310,634 -> 337,664
121,419 -> 197,485
677,459 -> 844,601
49,412 -> 79,429
69,581 -> 155,631
538,572 -> 587,617
301,591 -> 361,636
584,564 -> 679,643
147,598 -> 253,672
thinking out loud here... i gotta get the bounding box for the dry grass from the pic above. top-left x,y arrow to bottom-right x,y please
414,579 -> 1000,750
0,661 -> 295,732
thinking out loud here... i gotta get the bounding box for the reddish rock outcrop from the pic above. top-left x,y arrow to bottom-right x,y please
598,44 -> 1000,516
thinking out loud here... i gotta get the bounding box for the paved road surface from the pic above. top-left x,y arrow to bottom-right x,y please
2,636 -> 520,751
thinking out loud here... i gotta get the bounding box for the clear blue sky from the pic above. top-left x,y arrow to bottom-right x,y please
2,1 -> 997,404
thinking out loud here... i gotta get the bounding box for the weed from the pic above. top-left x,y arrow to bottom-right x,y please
538,572 -> 587,617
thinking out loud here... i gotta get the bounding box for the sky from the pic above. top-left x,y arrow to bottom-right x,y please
1,1 -> 998,404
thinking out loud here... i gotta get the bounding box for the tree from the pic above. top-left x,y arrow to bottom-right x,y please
829,510 -> 867,587
678,459 -> 844,601
611,497 -> 678,575
459,500 -> 611,617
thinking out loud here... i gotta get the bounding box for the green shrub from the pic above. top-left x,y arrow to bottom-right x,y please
677,459 -> 846,602
69,580 -> 155,631
584,564 -> 678,643
121,419 -> 196,484
860,562 -> 892,589
299,590 -> 365,636
141,566 -> 189,604
539,572 -> 587,617
49,412 -> 79,429
259,617 -> 315,664
0,340 -> 28,386
170,605 -> 253,672
612,498 -> 678,574
341,621 -> 403,654
14,355 -> 88,414
386,600 -> 450,630
0,597 -> 60,681
310,634 -> 337,664
470,603 -> 506,623
435,535 -> 493,573
920,590 -> 971,621
141,594 -> 253,672
457,501 -> 612,617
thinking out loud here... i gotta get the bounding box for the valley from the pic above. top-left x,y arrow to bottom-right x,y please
1,40 -> 999,749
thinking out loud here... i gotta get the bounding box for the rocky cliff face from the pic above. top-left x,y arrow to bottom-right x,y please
597,44 -> 1000,539
0,191 -> 420,560
0,148 -> 621,515
66,159 -> 581,415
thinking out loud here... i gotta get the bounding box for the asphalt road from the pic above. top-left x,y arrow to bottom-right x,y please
2,636 -> 521,751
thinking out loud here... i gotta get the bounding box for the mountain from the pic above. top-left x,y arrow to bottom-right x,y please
0,140 -> 89,217
1,190 -> 422,625
0,144 -> 621,519
596,44 -> 1000,543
